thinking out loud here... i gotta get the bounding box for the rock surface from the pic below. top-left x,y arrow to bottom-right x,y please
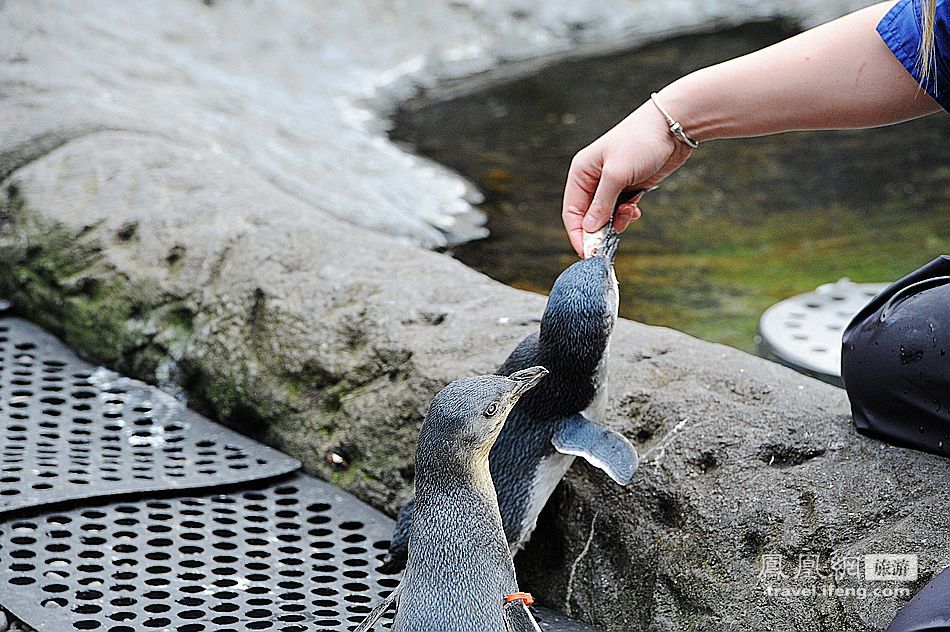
1,1 -> 947,631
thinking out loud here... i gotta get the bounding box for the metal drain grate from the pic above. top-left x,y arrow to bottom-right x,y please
0,472 -> 598,632
0,317 -> 300,515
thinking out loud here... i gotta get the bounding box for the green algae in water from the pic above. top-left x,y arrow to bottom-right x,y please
391,21 -> 950,352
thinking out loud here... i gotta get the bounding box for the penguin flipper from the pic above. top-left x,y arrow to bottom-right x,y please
503,600 -> 542,632
354,584 -> 402,632
552,413 -> 639,485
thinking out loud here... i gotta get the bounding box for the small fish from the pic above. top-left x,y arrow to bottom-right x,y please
583,227 -> 611,259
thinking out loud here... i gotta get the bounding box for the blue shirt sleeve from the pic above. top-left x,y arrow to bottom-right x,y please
877,0 -> 950,110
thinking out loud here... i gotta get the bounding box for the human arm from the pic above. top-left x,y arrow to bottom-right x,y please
562,1 -> 943,256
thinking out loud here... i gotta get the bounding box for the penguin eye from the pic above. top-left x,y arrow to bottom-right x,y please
484,402 -> 500,417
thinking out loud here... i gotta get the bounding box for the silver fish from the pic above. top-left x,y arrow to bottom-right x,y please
582,186 -> 657,259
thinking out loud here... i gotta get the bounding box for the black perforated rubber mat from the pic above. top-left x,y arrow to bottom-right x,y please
0,317 -> 300,515
0,472 -> 598,632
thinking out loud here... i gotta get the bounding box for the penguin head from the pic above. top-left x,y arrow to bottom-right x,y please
417,366 -> 549,470
539,231 -> 619,367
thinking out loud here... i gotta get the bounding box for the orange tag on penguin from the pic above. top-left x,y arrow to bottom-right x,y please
505,592 -> 534,606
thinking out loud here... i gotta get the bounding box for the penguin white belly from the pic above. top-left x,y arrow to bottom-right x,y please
583,389 -> 607,423
512,349 -> 612,552
582,265 -> 616,425
583,349 -> 609,423
512,451 -> 575,553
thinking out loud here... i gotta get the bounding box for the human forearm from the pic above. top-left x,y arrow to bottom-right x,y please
562,1 -> 944,250
657,2 -> 941,141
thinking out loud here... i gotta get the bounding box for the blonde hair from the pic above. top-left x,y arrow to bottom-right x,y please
918,0 -> 938,85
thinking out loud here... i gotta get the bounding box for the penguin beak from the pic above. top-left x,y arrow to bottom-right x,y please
602,228 -> 620,262
507,366 -> 549,395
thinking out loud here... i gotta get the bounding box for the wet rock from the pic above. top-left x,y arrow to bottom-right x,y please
1,2 -> 945,632
516,343 -> 950,630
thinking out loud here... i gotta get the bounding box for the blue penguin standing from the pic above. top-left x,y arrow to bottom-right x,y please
356,367 -> 549,632
382,228 -> 637,572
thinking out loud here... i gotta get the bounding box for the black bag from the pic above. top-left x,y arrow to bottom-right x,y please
887,564 -> 950,631
841,255 -> 950,457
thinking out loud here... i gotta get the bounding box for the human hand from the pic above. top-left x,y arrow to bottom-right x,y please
562,100 -> 693,256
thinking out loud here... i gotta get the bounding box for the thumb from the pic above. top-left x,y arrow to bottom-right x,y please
582,168 -> 625,232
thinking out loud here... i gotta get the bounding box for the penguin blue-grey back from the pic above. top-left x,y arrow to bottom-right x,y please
356,368 -> 548,632
383,230 -> 638,571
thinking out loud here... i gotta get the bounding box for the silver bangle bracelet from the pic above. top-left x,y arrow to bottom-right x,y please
650,92 -> 700,149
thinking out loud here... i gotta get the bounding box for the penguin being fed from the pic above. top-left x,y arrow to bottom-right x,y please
356,367 -> 549,632
382,226 -> 638,573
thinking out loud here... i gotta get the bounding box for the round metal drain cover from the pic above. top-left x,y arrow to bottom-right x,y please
759,279 -> 887,383
0,317 -> 300,515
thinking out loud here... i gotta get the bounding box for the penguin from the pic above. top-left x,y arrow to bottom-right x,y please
356,366 -> 549,632
382,227 -> 637,573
